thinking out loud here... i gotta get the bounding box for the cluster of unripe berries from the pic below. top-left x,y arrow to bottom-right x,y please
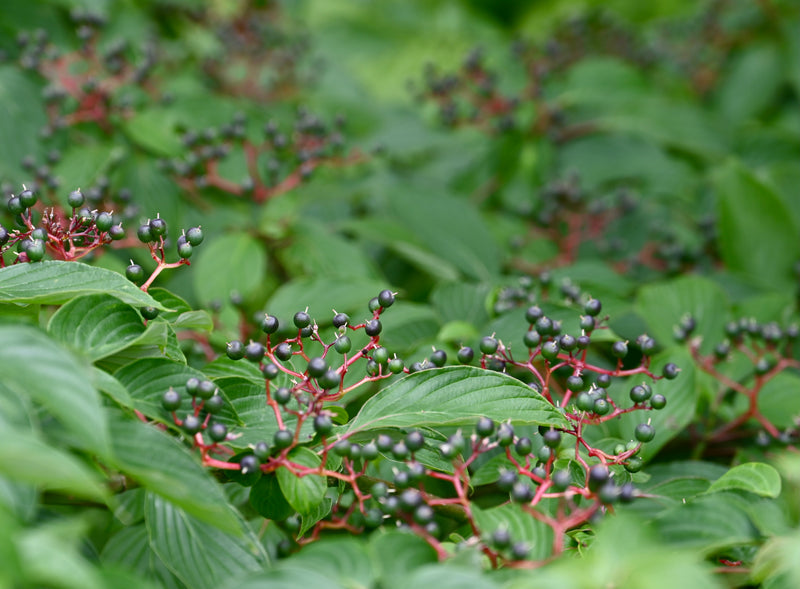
0,188 -> 123,264
161,377 -> 228,443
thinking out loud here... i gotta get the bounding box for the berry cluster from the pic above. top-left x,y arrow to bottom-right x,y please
16,12 -> 158,135
0,187 -> 123,265
153,289 -> 678,565
165,109 -> 360,204
125,217 -> 204,293
678,315 -> 800,451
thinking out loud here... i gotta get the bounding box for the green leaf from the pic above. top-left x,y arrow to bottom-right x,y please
472,503 -> 554,561
47,294 -> 146,361
758,372 -> 800,429
635,275 -> 728,353
277,447 -> 327,515
0,261 -> 166,310
389,191 -> 501,281
654,492 -> 759,553
715,43 -> 783,121
172,310 -> 213,331
109,420 -> 241,533
265,276 -> 388,326
122,108 -> 183,156
144,492 -> 267,589
0,65 -> 47,180
249,474 -> 294,521
369,530 -> 438,589
0,323 -> 109,454
192,233 -> 267,305
345,366 -> 567,433
100,524 -> 182,589
278,537 -> 373,588
0,428 -> 108,502
714,160 -> 800,288
706,463 -> 781,498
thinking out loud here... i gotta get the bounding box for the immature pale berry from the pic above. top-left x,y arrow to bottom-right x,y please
377,289 -> 395,308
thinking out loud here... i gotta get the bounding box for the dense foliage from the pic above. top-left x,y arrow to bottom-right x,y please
1,1 -> 800,588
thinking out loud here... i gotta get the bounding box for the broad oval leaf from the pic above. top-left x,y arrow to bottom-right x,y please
706,463 -> 781,498
345,366 -> 567,433
48,294 -> 146,361
277,447 -> 327,515
192,233 -> 267,305
144,492 -> 268,589
472,504 -> 554,561
110,420 -> 240,533
0,323 -> 109,454
0,261 -> 165,310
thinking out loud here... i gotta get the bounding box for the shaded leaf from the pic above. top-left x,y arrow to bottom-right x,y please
706,463 -> 781,498
192,233 -> 267,305
277,447 -> 327,515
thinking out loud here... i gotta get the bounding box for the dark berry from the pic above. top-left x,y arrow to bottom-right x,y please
260,314 -> 279,334
306,357 -> 328,378
619,482 -> 636,503
391,441 -> 410,460
182,414 -> 201,434
95,211 -> 113,232
596,373 -> 611,388
662,363 -> 680,379
293,311 -> 311,329
378,289 -> 395,308
475,416 -> 495,437
492,528 -> 511,549
7,196 -> 23,215
429,349 -> 447,367
525,305 -> 543,324
274,342 -> 292,361
542,428 -> 561,448
140,306 -> 159,320
19,189 -> 36,208
479,336 -> 499,354
497,423 -> 514,446
313,414 -> 333,435
580,315 -> 596,332
375,434 -> 393,452
204,394 -> 224,413
540,340 -> 560,361
550,470 -> 571,492
611,341 -> 628,359
497,470 -> 518,492
629,384 -> 651,404
149,217 -> 167,237
576,335 -> 591,349
137,223 -> 153,243
67,189 -> 84,208
399,488 -> 423,511
208,422 -> 228,442
457,346 -> 474,364
274,429 -> 294,449
0,225 -> 8,246
332,312 -> 350,328
273,387 -> 292,405
317,369 -> 340,390
510,481 -> 534,503
515,437 -> 532,456
361,442 -> 379,460
535,316 -> 554,335
598,483 -> 620,504
161,389 -> 181,411
196,380 -> 216,400
109,224 -> 125,240
559,334 -> 577,351
226,340 -> 245,360
365,319 -> 382,336
413,504 -> 434,525
566,374 -> 584,391
584,298 -> 602,317
262,362 -> 280,379
405,430 -> 425,452
186,226 -> 204,246
634,423 -> 655,442
185,377 -> 200,396
240,454 -> 260,475
244,341 -> 265,362
587,464 -> 609,492
523,331 -> 541,348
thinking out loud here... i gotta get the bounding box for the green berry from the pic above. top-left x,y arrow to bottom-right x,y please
126,263 -> 144,283
575,392 -> 594,412
372,347 -> 390,365
334,335 -> 352,354
274,429 -> 294,449
368,297 -> 381,313
317,369 -> 340,390
186,226 -> 204,246
593,397 -> 611,416
650,393 -> 667,410
629,384 -> 651,404
313,414 -> 333,435
95,211 -> 113,232
634,423 -> 655,443
196,380 -> 216,400
625,456 -> 644,473
140,306 -> 159,320
7,196 -> 23,215
550,470 -> 571,492
273,387 -> 292,405
542,428 -> 561,448
584,298 -> 602,317
137,224 -> 154,243
109,224 -> 125,240
388,357 -> 404,374
26,239 -> 45,262
566,374 -> 584,391
19,189 -> 36,208
182,414 -> 201,434
161,389 -> 181,411
67,190 -> 84,208
204,394 -> 224,413
149,217 -> 167,237
523,330 -> 541,348
178,242 -> 193,259
480,336 -> 499,355
540,340 -> 560,361
475,416 -> 495,437
515,437 -> 532,456
262,362 -> 280,379
611,341 -> 628,359
307,357 -> 328,378
185,377 -> 200,396
497,423 -> 514,446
